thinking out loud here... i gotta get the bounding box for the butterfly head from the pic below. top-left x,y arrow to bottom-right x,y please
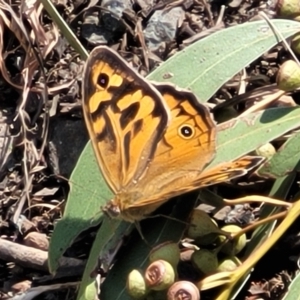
102,193 -> 140,222
103,199 -> 121,219
102,191 -> 154,222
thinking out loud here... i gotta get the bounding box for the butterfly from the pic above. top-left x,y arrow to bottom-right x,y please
82,46 -> 263,222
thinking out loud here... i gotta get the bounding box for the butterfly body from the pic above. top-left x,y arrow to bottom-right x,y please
83,46 -> 263,222
107,168 -> 212,222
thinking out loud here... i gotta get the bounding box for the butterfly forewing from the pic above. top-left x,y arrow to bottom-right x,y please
82,47 -> 171,192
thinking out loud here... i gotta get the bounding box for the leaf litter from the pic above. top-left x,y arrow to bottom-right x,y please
0,0 -> 300,299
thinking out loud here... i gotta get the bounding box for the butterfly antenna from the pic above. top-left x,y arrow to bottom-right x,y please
146,214 -> 189,226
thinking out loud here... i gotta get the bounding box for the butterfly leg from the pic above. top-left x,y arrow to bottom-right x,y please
134,221 -> 152,248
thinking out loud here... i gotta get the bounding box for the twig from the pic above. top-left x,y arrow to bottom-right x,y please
0,239 -> 85,273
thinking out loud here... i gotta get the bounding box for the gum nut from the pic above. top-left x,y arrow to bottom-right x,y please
255,143 -> 276,159
145,260 -> 175,291
277,0 -> 300,17
191,249 -> 218,275
277,60 -> 300,92
167,281 -> 200,300
126,269 -> 148,299
292,34 -> 300,56
149,242 -> 180,269
217,256 -> 242,272
219,225 -> 246,255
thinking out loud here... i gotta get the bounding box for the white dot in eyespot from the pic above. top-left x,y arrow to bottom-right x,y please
183,128 -> 189,135
181,126 -> 192,137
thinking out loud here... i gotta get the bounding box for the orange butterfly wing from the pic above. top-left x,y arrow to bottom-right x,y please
119,85 -> 263,220
82,46 -> 170,193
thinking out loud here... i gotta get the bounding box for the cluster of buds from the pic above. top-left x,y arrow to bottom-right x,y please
126,242 -> 200,299
126,208 -> 250,299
